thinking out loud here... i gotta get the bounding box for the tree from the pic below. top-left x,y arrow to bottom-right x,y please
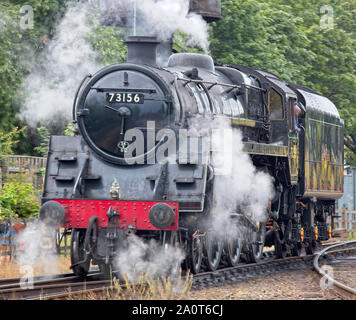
0,181 -> 40,219
0,127 -> 24,158
209,0 -> 312,83
33,126 -> 50,157
0,1 -> 71,154
210,0 -> 356,163
276,0 -> 356,164
0,3 -> 38,132
1,0 -> 355,164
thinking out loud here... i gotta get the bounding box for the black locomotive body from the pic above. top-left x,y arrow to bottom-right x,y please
39,36 -> 344,276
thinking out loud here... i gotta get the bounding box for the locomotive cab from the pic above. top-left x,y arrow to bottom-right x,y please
258,70 -> 298,146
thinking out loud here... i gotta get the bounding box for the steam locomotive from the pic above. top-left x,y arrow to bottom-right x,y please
39,36 -> 344,277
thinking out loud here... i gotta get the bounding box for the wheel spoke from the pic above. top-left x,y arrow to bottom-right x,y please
204,231 -> 222,271
187,235 -> 202,274
248,223 -> 266,263
226,233 -> 242,267
71,229 -> 90,278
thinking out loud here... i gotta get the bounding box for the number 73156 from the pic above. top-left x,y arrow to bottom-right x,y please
106,92 -> 144,104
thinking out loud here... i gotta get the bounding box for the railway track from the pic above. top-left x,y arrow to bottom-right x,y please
0,271 -> 114,300
0,272 -> 78,288
191,254 -> 312,290
1,241 -> 355,300
313,240 -> 356,298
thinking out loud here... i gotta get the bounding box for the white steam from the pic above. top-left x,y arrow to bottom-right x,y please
98,0 -> 209,50
16,219 -> 60,276
188,116 -> 275,238
137,0 -> 209,50
19,2 -> 100,127
19,0 -> 210,127
114,234 -> 184,282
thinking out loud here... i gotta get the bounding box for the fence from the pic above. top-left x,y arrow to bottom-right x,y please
0,218 -> 26,262
333,208 -> 356,235
0,156 -> 51,262
2,155 -> 47,190
0,220 -> 71,262
55,228 -> 71,256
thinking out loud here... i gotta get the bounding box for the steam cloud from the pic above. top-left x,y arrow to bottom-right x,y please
114,234 -> 185,282
104,0 -> 210,50
19,1 -> 100,127
16,219 -> 60,277
188,116 -> 275,239
19,0 -> 210,127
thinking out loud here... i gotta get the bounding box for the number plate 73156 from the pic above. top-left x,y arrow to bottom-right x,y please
106,93 -> 144,104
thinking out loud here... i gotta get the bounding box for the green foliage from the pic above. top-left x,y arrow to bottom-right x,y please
64,122 -> 75,137
0,127 -> 25,159
0,1 -> 70,149
89,24 -> 127,65
38,167 -> 46,177
0,3 -> 41,133
0,0 -> 355,164
348,231 -> 356,240
211,0 -> 356,163
210,0 -> 311,82
173,31 -> 205,54
276,0 -> 356,164
0,181 -> 40,219
33,126 -> 50,157
11,0 -> 71,36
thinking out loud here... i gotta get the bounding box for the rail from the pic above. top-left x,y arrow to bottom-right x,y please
313,240 -> 356,296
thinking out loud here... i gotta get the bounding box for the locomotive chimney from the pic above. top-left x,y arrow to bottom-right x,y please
125,36 -> 160,66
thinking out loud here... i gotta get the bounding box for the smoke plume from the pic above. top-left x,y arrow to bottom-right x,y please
19,1 -> 100,127
114,234 -> 185,282
16,219 -> 60,277
19,0 -> 209,127
188,116 -> 275,239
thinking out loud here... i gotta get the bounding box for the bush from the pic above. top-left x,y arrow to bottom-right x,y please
0,181 -> 40,220
33,126 -> 50,157
0,127 -> 25,160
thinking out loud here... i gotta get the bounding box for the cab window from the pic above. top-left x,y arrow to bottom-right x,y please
269,88 -> 284,120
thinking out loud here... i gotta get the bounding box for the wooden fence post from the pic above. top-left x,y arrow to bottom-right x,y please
0,160 -> 8,185
342,207 -> 347,231
64,230 -> 68,257
8,216 -> 13,261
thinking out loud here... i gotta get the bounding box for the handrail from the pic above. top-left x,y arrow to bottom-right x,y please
176,77 -> 266,92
